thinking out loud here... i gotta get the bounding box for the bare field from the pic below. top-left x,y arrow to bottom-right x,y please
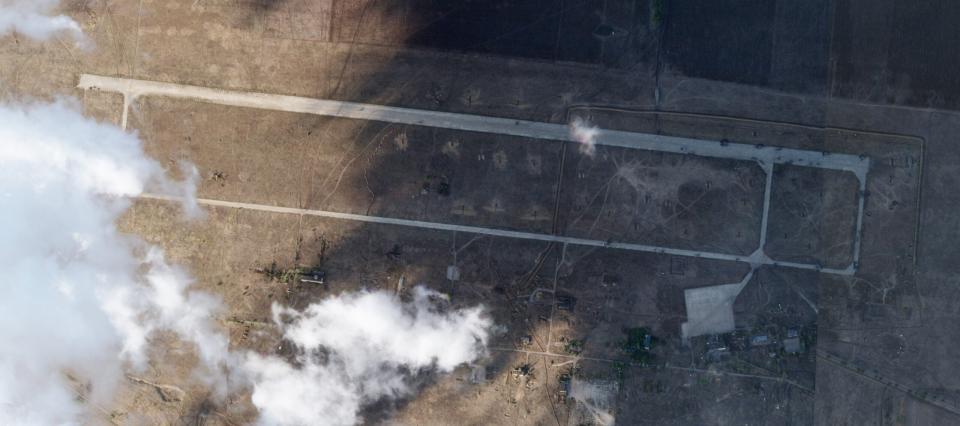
766,165 -> 861,268
1,0 -> 952,424
113,95 -> 851,424
561,147 -> 766,255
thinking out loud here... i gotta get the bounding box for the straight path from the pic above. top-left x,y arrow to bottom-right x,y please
818,350 -> 960,417
490,347 -> 814,393
79,74 -> 869,179
140,193 -> 852,275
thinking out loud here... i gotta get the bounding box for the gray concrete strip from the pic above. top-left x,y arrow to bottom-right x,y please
80,74 -> 869,271
79,74 -> 870,178
757,164 -> 775,250
81,72 -> 864,276
138,194 -> 852,275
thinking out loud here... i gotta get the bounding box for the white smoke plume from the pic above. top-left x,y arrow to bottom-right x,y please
0,0 -> 84,42
242,287 -> 491,426
2,5 -> 493,425
0,101 -> 491,425
570,379 -> 616,426
569,117 -> 600,157
0,101 -> 225,424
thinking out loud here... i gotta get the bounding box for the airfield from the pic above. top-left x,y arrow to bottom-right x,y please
4,1 -> 960,425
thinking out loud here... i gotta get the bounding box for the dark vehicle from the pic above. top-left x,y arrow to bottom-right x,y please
300,269 -> 326,285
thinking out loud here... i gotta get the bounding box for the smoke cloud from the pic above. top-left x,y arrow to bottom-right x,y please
570,379 -> 616,426
569,117 -> 600,157
242,287 -> 491,426
0,101 -> 223,424
2,10 -> 492,423
0,99 -> 492,425
0,0 -> 83,42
